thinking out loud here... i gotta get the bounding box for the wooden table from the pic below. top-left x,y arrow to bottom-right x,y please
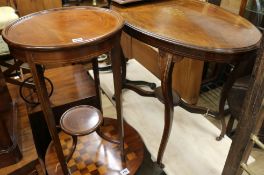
112,0 -> 262,167
2,6 -> 141,175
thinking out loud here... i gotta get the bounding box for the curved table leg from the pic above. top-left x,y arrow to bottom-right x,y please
156,50 -> 182,167
112,49 -> 156,100
217,60 -> 249,140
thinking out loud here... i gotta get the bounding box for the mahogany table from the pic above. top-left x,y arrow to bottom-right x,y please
112,0 -> 262,167
2,6 -> 143,175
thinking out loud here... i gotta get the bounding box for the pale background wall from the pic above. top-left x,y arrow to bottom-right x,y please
199,0 -> 242,14
221,0 -> 242,14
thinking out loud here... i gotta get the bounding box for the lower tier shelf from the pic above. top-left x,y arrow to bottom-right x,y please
45,118 -> 144,175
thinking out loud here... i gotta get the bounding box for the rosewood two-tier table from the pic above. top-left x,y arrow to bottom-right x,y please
2,7 -> 144,175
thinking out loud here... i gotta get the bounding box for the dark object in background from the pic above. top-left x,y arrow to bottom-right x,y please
0,67 -> 22,168
244,0 -> 264,31
227,76 -> 264,143
208,0 -> 221,6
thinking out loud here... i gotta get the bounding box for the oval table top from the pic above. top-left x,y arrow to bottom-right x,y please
112,0 -> 262,61
2,6 -> 124,50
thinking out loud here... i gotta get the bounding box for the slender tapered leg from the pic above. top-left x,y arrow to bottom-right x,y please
121,49 -> 127,86
92,57 -> 119,143
156,50 -> 182,167
111,34 -> 125,161
92,58 -> 102,112
226,116 -> 235,137
27,53 -> 69,175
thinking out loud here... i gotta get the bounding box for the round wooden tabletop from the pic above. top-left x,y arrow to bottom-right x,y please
2,6 -> 124,50
113,0 -> 262,61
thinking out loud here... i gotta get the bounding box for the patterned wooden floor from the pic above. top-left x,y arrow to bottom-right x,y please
45,118 -> 144,175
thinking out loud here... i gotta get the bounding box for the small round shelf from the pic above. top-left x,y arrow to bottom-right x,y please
60,105 -> 103,136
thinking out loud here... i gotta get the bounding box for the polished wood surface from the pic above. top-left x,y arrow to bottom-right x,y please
59,105 -> 104,163
3,7 -> 123,49
121,32 -> 132,59
27,65 -> 97,114
113,0 -> 261,62
45,118 -> 144,175
16,0 -> 62,16
3,6 -> 127,174
3,7 -> 125,66
112,0 -> 262,168
60,105 -> 103,136
172,58 -> 204,103
121,29 -> 204,104
0,65 -> 100,174
0,0 -> 61,16
239,0 -> 248,16
27,65 -> 99,173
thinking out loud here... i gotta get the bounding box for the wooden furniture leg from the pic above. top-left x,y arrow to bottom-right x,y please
111,38 -> 125,161
92,58 -> 102,112
26,65 -> 100,174
93,57 -> 122,144
28,61 -> 69,175
121,50 -> 156,97
222,36 -> 264,175
121,48 -> 156,90
156,50 -> 182,166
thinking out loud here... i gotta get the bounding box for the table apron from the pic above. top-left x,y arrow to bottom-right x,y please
8,35 -> 120,66
123,26 -> 259,63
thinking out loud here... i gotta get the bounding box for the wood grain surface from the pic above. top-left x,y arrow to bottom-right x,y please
16,0 -> 62,16
112,0 -> 261,62
2,7 -> 124,49
45,118 -> 144,175
60,105 -> 103,136
3,6 -> 126,174
114,0 -> 260,51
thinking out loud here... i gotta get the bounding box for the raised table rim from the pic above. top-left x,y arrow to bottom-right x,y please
112,0 -> 262,62
2,6 -> 125,51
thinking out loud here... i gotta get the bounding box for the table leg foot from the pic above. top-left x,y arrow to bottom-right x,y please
216,135 -> 224,141
216,117 -> 226,141
154,162 -> 165,169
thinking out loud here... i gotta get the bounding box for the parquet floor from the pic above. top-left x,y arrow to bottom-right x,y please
1,81 -> 264,175
0,84 -> 39,175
